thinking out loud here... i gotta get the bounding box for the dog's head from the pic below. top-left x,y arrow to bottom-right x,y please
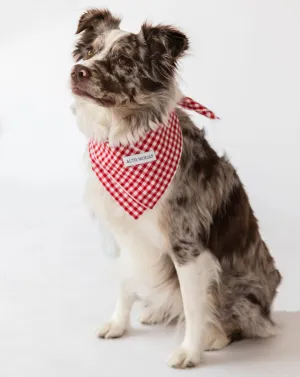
71,9 -> 188,108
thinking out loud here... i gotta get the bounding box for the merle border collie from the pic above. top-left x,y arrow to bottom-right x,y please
70,8 -> 281,369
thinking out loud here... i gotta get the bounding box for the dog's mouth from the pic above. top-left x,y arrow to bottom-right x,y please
71,85 -> 115,107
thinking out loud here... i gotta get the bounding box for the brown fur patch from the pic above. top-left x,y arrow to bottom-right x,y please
76,8 -> 121,34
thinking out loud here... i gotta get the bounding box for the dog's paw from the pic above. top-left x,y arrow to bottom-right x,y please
205,335 -> 229,351
203,327 -> 230,351
140,307 -> 164,325
98,320 -> 126,339
168,347 -> 202,369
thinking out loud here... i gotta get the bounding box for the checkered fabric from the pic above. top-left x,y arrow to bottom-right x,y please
178,96 -> 220,119
88,97 -> 219,219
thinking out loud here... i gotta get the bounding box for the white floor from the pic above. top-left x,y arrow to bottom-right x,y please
1,180 -> 299,377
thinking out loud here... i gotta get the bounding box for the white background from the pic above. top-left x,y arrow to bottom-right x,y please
1,1 -> 300,376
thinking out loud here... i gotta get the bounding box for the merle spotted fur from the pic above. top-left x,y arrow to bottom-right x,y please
71,8 -> 282,364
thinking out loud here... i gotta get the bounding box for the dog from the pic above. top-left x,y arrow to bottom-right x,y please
70,8 -> 282,369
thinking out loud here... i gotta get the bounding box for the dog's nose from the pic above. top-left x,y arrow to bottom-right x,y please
71,65 -> 91,81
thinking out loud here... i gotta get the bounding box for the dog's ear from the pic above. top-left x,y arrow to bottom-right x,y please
139,23 -> 189,59
76,8 -> 121,34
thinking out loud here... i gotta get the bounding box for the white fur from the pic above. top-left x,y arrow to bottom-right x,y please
203,324 -> 230,351
168,252 -> 221,368
98,284 -> 135,338
82,29 -> 130,68
73,97 -> 110,140
84,171 -> 181,309
72,82 -> 183,145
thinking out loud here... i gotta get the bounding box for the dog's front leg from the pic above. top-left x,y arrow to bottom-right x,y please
98,283 -> 135,339
168,251 -> 220,369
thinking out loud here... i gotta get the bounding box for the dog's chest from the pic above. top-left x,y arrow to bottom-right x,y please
84,168 -> 172,297
84,165 -> 170,253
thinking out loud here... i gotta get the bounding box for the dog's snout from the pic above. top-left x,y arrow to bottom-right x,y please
71,65 -> 91,81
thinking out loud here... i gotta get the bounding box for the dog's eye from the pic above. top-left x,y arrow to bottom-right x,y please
118,55 -> 128,65
85,48 -> 94,59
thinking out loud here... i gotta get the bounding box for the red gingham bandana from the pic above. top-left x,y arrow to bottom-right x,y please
88,97 -> 219,219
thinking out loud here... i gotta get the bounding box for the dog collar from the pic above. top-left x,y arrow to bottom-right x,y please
88,97 -> 219,219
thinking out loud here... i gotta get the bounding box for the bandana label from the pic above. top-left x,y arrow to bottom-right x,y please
123,150 -> 156,167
